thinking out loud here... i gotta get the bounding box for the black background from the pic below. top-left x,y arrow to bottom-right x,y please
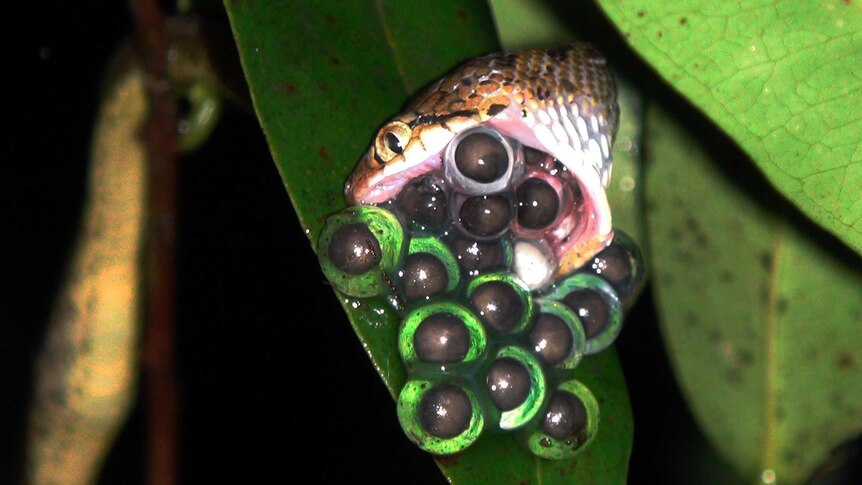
4,2 -> 859,484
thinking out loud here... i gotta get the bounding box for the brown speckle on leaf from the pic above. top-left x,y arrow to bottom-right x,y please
707,329 -> 722,344
329,56 -> 340,66
759,252 -> 773,270
318,146 -> 329,159
457,9 -> 467,20
657,31 -> 663,39
324,14 -> 335,26
837,352 -> 856,370
679,17 -> 688,25
684,215 -> 709,247
725,368 -> 741,382
637,10 -> 646,17
661,273 -> 674,287
685,312 -> 699,328
277,82 -> 296,96
776,297 -> 789,315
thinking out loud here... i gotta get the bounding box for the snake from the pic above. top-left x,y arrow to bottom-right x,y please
345,43 -> 619,278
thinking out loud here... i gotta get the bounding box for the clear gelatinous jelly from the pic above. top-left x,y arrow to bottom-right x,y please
318,44 -> 644,459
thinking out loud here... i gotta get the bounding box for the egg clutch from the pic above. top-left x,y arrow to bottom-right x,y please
316,45 -> 643,459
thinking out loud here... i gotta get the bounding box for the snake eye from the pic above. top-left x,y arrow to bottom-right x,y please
375,120 -> 411,164
445,127 -> 518,195
385,132 -> 403,154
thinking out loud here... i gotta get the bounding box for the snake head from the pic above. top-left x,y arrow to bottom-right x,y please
345,44 -> 619,279
346,112 -> 484,205
346,119 -> 442,205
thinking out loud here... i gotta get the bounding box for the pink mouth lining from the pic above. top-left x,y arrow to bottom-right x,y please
349,156 -> 442,205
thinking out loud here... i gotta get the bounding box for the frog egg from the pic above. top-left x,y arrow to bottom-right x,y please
521,379 -> 599,460
511,239 -> 556,291
399,237 -> 459,302
397,379 -> 484,454
466,272 -> 534,334
455,193 -> 513,239
516,178 -> 559,230
398,302 -> 487,369
328,223 -> 381,274
447,237 -> 512,277
391,174 -> 449,232
401,254 -> 448,301
546,274 -> 622,355
420,384 -> 474,438
444,127 -> 519,195
485,348 -> 547,430
484,346 -> 546,430
523,146 -> 550,167
511,169 -> 581,242
317,206 -> 404,297
522,146 -> 576,185
526,300 -> 586,369
486,358 -> 531,411
583,229 -> 645,306
414,313 -> 471,363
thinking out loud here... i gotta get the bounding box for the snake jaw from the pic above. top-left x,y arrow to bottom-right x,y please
346,150 -> 444,205
485,115 -> 614,279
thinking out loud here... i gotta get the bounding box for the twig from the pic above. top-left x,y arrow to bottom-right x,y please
130,1 -> 180,484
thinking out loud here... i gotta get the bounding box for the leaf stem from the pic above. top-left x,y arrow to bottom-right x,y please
130,1 -> 180,484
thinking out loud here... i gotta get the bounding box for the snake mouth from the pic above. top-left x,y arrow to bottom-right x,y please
508,152 -> 613,281
346,154 -> 442,205
346,132 -> 613,284
484,117 -> 614,279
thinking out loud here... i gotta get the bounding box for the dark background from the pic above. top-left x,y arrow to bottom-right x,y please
4,2 -> 859,484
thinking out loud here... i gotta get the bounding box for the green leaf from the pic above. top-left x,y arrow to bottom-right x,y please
644,103 -> 862,484
596,0 -> 862,257
226,0 -> 634,482
224,0 -> 497,465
